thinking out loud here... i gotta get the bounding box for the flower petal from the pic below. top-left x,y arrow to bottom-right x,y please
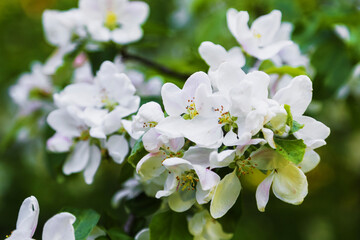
42,212 -> 76,240
168,190 -> 196,212
136,152 -> 166,181
298,149 -> 320,173
255,172 -> 275,212
210,170 -> 241,219
83,145 -> 101,184
15,196 -> 39,238
63,141 -> 90,175
106,135 -> 129,164
273,75 -> 313,116
272,163 -> 308,205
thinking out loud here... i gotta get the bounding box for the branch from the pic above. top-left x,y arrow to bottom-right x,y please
120,49 -> 191,80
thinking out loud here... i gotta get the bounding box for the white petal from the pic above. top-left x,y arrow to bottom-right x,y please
210,150 -> 236,169
161,83 -> 187,116
136,152 -> 166,181
42,213 -> 76,240
298,149 -> 320,173
273,75 -> 313,116
262,128 -> 276,149
199,41 -> 228,69
193,165 -> 220,191
54,83 -> 99,108
183,147 -> 213,167
122,1 -> 149,25
47,133 -> 72,153
293,116 -> 330,149
83,145 -> 101,184
106,135 -> 129,164
216,62 -> 246,96
272,163 -> 308,205
256,172 -> 275,212
63,141 -> 90,175
251,10 -> 281,46
210,170 -> 241,219
47,108 -> 82,138
15,196 -> 39,238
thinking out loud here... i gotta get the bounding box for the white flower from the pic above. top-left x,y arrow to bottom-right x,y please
6,196 -> 75,240
272,75 -> 330,149
156,72 -> 228,147
227,9 -> 292,60
188,210 -> 233,240
47,106 -> 102,184
54,61 -> 140,139
199,41 -> 245,88
42,9 -> 86,48
79,0 -> 149,44
9,62 -> 52,115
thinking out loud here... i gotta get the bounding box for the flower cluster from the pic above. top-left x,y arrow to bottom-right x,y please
6,2 -> 331,240
130,8 -> 330,221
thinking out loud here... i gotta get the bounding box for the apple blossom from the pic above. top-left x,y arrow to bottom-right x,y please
227,9 -> 292,60
79,0 -> 149,44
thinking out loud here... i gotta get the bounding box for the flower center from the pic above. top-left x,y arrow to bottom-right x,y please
235,156 -> 257,175
105,11 -> 118,30
183,98 -> 199,119
101,96 -> 119,111
176,170 -> 199,191
142,121 -> 158,128
253,30 -> 262,39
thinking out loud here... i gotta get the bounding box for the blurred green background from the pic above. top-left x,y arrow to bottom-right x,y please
1,0 -> 360,239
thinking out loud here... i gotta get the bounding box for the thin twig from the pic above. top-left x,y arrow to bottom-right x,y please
120,48 -> 191,80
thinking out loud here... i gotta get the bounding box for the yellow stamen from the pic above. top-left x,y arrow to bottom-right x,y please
105,11 -> 118,30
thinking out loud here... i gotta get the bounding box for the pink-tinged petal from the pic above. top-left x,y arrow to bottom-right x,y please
47,133 -> 72,153
273,75 -> 313,116
142,128 -> 164,153
63,141 -> 90,175
193,165 -> 220,191
83,145 -> 101,184
168,137 -> 185,152
256,172 -> 275,212
106,135 -> 129,164
15,196 -> 39,238
42,213 -> 76,240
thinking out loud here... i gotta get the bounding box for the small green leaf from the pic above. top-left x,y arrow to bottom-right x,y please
264,66 -> 308,77
274,138 -> 306,164
258,59 -> 276,71
149,211 -> 192,240
290,120 -> 304,134
127,136 -> 147,168
283,104 -> 304,134
106,228 -> 133,240
61,208 -> 100,240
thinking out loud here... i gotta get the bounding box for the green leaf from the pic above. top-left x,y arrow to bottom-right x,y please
127,136 -> 147,168
106,228 -> 133,240
149,211 -> 192,240
273,138 -> 306,164
283,104 -> 304,134
264,65 -> 308,77
258,59 -> 276,71
61,208 -> 100,240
